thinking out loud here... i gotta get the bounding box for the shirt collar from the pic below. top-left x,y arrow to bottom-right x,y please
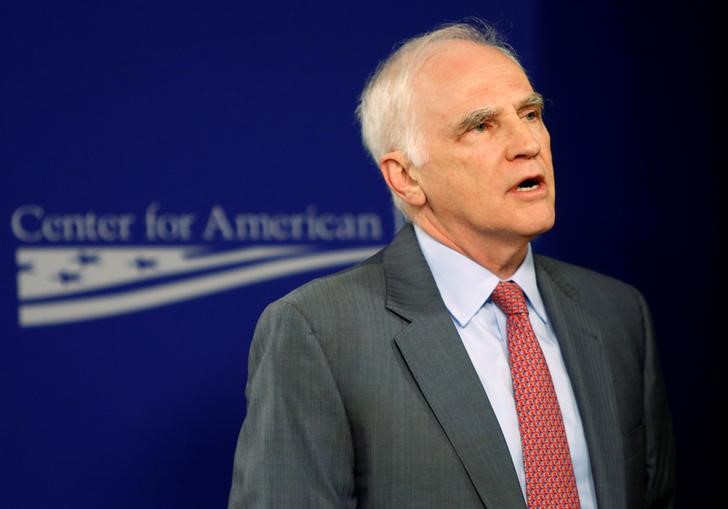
413,224 -> 548,327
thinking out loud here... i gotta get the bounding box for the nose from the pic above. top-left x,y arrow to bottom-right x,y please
505,116 -> 542,161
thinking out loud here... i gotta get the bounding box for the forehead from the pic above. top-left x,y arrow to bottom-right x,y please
413,40 -> 532,114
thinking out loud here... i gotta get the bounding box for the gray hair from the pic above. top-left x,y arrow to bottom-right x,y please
355,20 -> 521,213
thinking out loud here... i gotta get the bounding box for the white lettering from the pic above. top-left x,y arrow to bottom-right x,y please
11,205 -> 136,242
11,205 -> 44,242
222,207 -> 383,242
203,205 -> 234,241
11,203 -> 383,244
146,202 -> 195,241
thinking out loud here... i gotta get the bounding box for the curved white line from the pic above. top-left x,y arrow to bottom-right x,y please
19,246 -> 381,327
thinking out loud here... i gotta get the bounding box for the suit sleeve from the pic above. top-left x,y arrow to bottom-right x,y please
638,291 -> 677,509
227,300 -> 357,508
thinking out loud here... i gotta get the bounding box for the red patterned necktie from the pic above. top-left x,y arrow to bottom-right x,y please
491,281 -> 580,509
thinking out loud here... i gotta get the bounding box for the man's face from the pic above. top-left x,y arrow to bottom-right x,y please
410,41 -> 555,247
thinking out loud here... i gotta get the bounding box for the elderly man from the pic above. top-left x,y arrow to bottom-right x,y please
228,21 -> 676,509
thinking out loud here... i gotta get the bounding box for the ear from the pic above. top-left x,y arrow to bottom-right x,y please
379,151 -> 426,208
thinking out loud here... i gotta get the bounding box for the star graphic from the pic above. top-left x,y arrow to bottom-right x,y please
131,257 -> 157,271
57,270 -> 82,285
74,252 -> 100,266
17,261 -> 34,273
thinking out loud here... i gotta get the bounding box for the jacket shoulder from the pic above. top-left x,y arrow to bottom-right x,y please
534,254 -> 650,333
261,249 -> 387,324
535,254 -> 641,298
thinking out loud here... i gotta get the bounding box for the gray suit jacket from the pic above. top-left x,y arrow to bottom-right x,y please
228,225 -> 676,508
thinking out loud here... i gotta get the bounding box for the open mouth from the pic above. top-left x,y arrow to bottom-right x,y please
515,176 -> 543,192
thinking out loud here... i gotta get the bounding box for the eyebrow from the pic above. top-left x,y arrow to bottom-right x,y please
454,106 -> 500,135
519,92 -> 545,111
453,92 -> 545,135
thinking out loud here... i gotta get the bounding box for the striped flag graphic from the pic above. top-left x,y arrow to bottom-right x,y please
16,244 -> 381,327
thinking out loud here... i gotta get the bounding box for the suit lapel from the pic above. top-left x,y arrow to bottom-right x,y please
535,258 -> 626,509
384,226 -> 526,509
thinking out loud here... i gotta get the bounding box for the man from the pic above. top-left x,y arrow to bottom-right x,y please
228,21 -> 676,508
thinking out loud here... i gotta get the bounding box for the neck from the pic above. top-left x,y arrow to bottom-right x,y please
412,214 -> 531,280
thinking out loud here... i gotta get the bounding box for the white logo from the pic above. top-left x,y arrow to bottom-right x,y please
13,203 -> 385,327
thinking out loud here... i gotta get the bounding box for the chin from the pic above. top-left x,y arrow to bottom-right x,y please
521,215 -> 556,238
520,209 -> 556,229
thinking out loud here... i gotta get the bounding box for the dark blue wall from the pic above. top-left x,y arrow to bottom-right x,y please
533,4 -> 720,507
1,1 -> 719,506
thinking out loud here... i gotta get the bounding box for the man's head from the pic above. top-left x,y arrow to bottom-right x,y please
357,22 -> 519,169
357,21 -> 555,259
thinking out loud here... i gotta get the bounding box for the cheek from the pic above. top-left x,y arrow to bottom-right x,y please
467,154 -> 502,191
419,154 -> 463,192
539,129 -> 554,163
420,150 -> 501,206
538,122 -> 552,141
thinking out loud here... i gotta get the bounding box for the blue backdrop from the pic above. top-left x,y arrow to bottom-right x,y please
2,1 -> 719,507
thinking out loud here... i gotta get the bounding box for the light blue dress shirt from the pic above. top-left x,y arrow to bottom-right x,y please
414,225 -> 597,509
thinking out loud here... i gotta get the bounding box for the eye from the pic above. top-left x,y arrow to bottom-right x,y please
523,109 -> 542,121
472,121 -> 489,132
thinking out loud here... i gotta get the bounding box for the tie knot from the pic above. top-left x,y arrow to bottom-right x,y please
491,281 -> 528,315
